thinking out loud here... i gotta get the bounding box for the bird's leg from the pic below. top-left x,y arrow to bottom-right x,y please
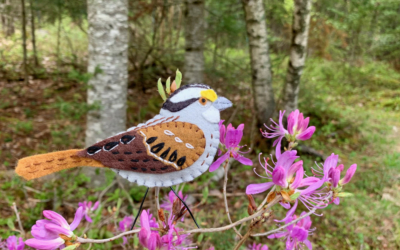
130,187 -> 149,230
169,187 -> 200,229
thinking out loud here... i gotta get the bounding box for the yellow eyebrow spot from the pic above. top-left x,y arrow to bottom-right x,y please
201,89 -> 218,102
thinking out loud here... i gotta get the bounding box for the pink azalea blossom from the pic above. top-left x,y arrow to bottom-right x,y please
138,210 -> 195,250
209,120 -> 253,172
78,201 -> 99,223
248,243 -> 269,250
246,151 -> 328,216
25,207 -> 83,250
2,236 -> 25,250
262,110 -> 316,158
268,211 -> 314,250
313,153 -> 357,205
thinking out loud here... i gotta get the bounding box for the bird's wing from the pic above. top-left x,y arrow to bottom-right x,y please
76,118 -> 206,174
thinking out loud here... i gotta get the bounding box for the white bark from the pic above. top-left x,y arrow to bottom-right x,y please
282,0 -> 312,114
184,0 -> 205,84
86,0 -> 129,147
242,0 -> 275,125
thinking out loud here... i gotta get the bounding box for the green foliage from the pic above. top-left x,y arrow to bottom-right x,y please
47,96 -> 100,120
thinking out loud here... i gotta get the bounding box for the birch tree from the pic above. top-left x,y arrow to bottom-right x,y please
184,0 -> 205,84
282,0 -> 312,114
85,0 -> 129,147
242,0 -> 275,126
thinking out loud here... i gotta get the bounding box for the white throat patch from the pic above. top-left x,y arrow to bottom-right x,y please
202,106 -> 220,123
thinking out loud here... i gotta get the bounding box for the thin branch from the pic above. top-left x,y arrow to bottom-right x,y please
77,228 -> 141,244
155,187 -> 160,212
181,196 -> 281,234
223,160 -> 242,238
12,202 -> 25,237
256,195 -> 269,211
234,226 -> 253,250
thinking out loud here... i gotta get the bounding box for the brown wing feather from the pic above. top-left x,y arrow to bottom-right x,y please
76,130 -> 177,173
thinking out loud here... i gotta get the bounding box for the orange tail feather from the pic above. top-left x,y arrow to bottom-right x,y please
15,149 -> 105,180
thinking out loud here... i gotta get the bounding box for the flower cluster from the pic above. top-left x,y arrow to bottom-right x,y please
209,120 -> 253,172
78,200 -> 99,223
244,109 -> 357,249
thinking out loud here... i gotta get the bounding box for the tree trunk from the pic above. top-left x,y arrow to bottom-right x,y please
2,0 -> 15,37
85,0 -> 129,186
20,0 -> 28,83
281,0 -> 312,114
184,0 -> 205,84
86,0 -> 129,146
242,0 -> 275,126
29,0 -> 38,67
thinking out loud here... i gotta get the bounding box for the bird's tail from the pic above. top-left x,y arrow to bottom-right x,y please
15,149 -> 105,180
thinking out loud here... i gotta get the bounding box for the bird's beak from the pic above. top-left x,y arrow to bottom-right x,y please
213,97 -> 232,111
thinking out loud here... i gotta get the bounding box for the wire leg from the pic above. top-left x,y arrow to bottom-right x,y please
130,187 -> 149,230
170,186 -> 200,229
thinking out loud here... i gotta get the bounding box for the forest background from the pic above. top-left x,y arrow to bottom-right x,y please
0,0 -> 400,249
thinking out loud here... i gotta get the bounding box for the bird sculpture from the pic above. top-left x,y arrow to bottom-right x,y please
15,70 -> 232,229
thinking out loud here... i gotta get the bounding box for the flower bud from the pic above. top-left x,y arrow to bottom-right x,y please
158,209 -> 165,223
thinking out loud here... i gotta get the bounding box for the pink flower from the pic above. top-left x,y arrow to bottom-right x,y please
209,121 -> 253,172
138,210 -> 195,250
248,243 -> 269,250
4,236 -> 25,250
268,211 -> 313,250
246,151 -> 328,216
262,110 -> 315,158
78,201 -> 99,223
25,207 -> 83,250
139,210 -> 162,250
313,153 -> 357,205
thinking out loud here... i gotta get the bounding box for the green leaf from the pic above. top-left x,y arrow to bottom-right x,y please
338,192 -> 354,197
7,218 -> 15,230
157,78 -> 166,101
115,198 -> 122,218
61,244 -> 79,250
166,77 -> 171,94
175,69 -> 182,89
290,192 -> 300,200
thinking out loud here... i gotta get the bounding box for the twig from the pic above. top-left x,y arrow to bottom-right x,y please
155,187 -> 160,212
182,196 -> 281,234
256,195 -> 269,211
77,228 -> 141,244
223,160 -> 242,238
12,202 -> 25,237
234,226 -> 253,250
76,196 -> 282,244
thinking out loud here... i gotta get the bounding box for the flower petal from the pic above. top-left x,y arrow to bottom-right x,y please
276,150 -> 298,171
298,177 -> 320,187
323,153 -> 338,175
288,160 -> 303,178
333,197 -> 340,205
234,155 -> 253,166
85,214 -> 93,223
304,239 -> 313,250
31,220 -> 59,240
245,182 -> 274,195
44,223 -> 73,237
219,120 -> 226,144
275,137 -> 283,159
330,168 -> 341,188
43,210 -> 70,230
70,207 -> 84,231
296,126 -> 315,141
267,232 -> 288,239
92,201 -> 100,211
287,110 -> 299,135
340,164 -> 357,185
290,166 -> 304,189
272,166 -> 287,187
209,152 -> 230,172
25,238 -> 64,250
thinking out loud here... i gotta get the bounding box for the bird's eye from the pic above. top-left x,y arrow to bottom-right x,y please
199,97 -> 208,106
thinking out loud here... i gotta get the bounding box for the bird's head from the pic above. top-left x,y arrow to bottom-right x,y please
160,83 -> 232,124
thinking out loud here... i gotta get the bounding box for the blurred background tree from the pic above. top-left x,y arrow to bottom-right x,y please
1,0 -> 400,249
